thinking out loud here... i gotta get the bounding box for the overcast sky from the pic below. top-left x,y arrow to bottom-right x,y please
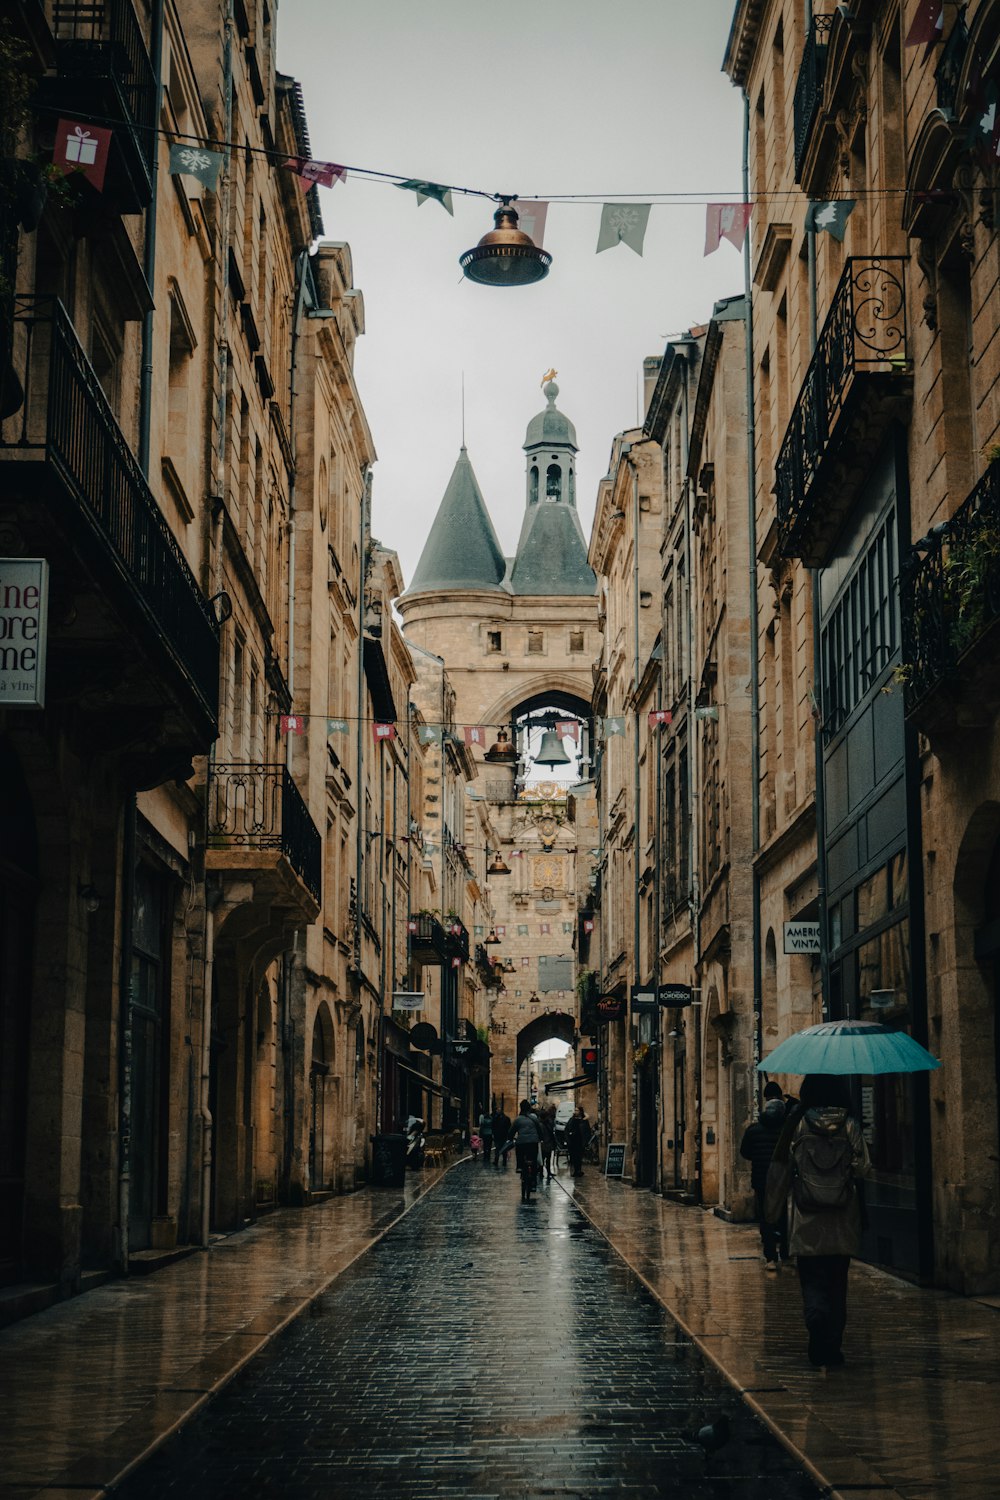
279,0 -> 746,587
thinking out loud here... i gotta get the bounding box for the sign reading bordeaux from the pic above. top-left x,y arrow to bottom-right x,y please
0,560 -> 49,709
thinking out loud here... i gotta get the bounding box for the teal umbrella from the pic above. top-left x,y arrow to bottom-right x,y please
758,1020 -> 942,1076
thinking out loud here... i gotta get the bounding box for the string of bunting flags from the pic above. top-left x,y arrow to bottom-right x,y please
42,8 -> 1000,268
277,711 -> 684,740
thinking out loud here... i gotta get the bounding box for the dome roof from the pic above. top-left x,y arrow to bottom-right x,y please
524,380 -> 577,451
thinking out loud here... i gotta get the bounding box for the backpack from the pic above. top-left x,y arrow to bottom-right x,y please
791,1120 -> 854,1212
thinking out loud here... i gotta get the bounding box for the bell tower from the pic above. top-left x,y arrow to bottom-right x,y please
522,378 -> 578,531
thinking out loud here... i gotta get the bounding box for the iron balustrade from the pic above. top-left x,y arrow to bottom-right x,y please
52,0 -> 156,183
793,14 -> 833,180
409,912 -> 448,959
775,257 -> 908,557
208,763 -> 322,904
900,461 -> 1000,713
0,296 -> 220,723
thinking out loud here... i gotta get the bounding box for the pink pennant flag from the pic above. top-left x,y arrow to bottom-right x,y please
54,119 -> 113,192
705,202 -> 753,256
496,924 -> 506,937
555,720 -> 579,741
510,849 -> 523,859
372,721 -> 396,744
407,919 -> 418,933
648,709 -> 673,727
451,956 -> 461,969
904,0 -> 943,47
515,199 -> 549,247
583,918 -> 595,934
463,725 -> 485,746
283,157 -> 347,191
540,922 -> 551,935
280,714 -> 305,736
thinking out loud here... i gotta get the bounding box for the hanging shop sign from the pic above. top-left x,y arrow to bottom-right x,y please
0,559 -> 49,709
630,986 -> 658,1015
392,992 -> 425,1012
595,994 -> 625,1023
658,983 -> 694,1008
783,921 -> 821,954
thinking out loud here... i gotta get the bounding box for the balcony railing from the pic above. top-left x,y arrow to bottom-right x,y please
446,919 -> 470,962
793,14 -> 833,180
900,462 -> 1000,718
49,0 -> 156,207
409,912 -> 447,961
207,763 -> 322,905
0,296 -> 219,731
775,257 -> 908,563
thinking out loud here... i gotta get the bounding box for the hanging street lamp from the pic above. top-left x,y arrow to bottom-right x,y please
460,197 -> 551,287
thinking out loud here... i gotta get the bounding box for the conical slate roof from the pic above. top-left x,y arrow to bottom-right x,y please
510,503 -> 596,596
406,448 -> 507,595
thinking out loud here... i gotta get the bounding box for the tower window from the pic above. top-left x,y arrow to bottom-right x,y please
527,630 -> 544,654
529,466 -> 539,504
487,630 -> 502,653
546,463 -> 561,500
569,630 -> 585,652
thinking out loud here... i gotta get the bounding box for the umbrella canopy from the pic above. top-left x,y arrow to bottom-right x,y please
758,1020 -> 942,1077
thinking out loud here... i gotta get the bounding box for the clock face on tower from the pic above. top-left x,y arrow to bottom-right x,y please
533,856 -> 563,890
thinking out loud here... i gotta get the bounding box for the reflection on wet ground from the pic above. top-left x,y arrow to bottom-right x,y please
112,1165 -> 817,1499
566,1172 -> 1000,1500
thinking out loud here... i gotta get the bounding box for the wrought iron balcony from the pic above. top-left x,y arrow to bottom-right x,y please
0,296 -> 219,752
408,912 -> 448,962
445,919 -> 470,962
900,461 -> 1000,728
775,257 -> 909,565
793,14 -> 833,181
207,763 -> 322,907
41,0 -> 156,211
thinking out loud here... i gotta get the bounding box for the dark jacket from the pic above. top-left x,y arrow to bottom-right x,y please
509,1111 -> 541,1146
492,1111 -> 511,1144
740,1099 -> 787,1191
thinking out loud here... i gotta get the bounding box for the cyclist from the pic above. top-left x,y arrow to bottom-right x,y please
508,1100 -> 542,1202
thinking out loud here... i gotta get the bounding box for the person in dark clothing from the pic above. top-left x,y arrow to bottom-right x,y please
740,1092 -> 788,1268
491,1108 -> 511,1168
508,1101 -> 542,1200
565,1106 -> 589,1178
768,1074 -> 869,1369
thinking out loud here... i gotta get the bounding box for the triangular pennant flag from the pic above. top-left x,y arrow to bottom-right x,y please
603,716 -> 626,736
53,119 -> 113,192
280,714 -> 305,736
555,720 -> 579,741
169,143 -> 224,192
967,80 -> 1000,165
326,718 -> 349,735
516,199 -> 549,246
540,922 -> 551,935
705,202 -> 753,255
648,709 -> 673,727
463,725 -> 485,746
510,849 -> 523,859
372,721 -> 396,744
418,725 -> 442,745
396,178 -> 454,214
283,157 -> 347,191
904,0 -> 943,47
596,202 -> 651,256
805,199 -> 856,241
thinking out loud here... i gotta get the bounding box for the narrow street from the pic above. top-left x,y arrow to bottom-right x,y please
111,1163 -> 817,1499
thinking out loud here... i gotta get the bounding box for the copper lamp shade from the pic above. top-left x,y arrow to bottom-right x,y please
460,199 -> 551,287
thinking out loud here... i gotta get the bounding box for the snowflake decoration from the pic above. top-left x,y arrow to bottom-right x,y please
178,148 -> 214,172
609,206 -> 640,239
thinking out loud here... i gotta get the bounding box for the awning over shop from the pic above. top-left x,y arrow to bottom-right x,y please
392,1058 -> 450,1099
543,1074 -> 595,1095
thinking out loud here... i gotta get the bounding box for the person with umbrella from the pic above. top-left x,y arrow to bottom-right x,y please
760,1020 -> 941,1370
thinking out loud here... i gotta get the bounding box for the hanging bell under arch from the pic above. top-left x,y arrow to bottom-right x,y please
535,729 -> 571,767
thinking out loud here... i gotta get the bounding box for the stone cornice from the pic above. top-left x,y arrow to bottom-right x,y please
723,0 -> 767,90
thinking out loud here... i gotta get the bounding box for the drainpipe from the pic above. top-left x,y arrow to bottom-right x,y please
806,212 -> 831,1018
742,92 -> 763,1099
116,799 -> 136,1271
137,0 -> 164,479
200,889 -> 220,1246
353,468 -> 371,982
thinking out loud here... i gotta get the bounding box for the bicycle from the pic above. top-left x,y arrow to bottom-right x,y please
515,1144 -> 539,1202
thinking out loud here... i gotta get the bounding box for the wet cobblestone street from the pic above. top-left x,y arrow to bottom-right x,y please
114,1163 -> 818,1499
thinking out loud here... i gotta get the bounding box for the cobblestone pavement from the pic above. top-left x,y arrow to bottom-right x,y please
113,1163 -> 819,1500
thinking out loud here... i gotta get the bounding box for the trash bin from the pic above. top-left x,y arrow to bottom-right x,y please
370,1133 -> 407,1188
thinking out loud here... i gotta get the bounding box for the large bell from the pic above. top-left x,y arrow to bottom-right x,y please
535,729 -> 571,767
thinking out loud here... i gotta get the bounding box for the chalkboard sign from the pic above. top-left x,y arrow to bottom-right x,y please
605,1142 -> 627,1177
370,1133 -> 406,1188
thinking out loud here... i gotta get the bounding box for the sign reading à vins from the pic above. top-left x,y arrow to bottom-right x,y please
0,559 -> 49,708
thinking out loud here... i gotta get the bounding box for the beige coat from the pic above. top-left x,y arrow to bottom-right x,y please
785,1107 -> 870,1259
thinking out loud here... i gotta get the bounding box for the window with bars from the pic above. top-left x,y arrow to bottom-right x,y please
821,512 -> 897,736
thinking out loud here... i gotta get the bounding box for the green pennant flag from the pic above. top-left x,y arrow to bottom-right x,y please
396,179 -> 454,215
326,718 -> 349,735
603,716 -> 626,736
805,199 -> 856,241
418,725 -> 442,745
169,143 -> 224,192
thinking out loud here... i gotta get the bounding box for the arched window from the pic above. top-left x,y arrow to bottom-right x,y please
546,463 -> 561,501
529,465 -> 539,504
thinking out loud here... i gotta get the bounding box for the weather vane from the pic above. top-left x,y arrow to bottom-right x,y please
541,368 -> 558,385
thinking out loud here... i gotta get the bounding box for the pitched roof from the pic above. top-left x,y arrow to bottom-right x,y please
510,503 -> 597,596
405,448 -> 507,595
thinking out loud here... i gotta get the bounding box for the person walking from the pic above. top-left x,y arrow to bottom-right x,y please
491,1106 -> 510,1168
537,1106 -> 557,1179
565,1105 -> 588,1178
477,1108 -> 493,1166
740,1083 -> 788,1270
767,1074 -> 870,1369
508,1100 -> 542,1201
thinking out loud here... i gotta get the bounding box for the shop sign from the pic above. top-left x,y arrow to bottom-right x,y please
604,1142 -> 626,1177
658,983 -> 693,1007
630,986 -> 658,1015
595,993 -> 625,1023
392,992 -> 425,1011
783,920 -> 820,954
0,559 -> 49,708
